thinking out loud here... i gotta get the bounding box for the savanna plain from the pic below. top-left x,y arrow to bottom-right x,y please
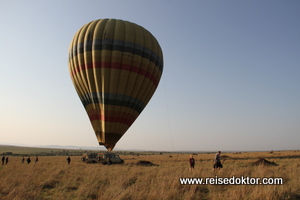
1,150 -> 300,200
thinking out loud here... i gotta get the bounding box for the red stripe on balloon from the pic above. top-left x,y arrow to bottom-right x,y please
70,62 -> 160,87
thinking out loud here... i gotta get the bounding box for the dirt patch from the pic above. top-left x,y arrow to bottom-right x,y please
136,160 -> 158,166
252,158 -> 278,166
41,180 -> 60,189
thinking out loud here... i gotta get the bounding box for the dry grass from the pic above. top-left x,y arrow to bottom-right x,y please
1,151 -> 300,200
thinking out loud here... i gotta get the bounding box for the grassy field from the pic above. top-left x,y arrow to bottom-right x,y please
1,150 -> 300,200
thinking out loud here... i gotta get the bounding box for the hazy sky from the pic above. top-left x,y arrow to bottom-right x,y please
1,1 -> 299,152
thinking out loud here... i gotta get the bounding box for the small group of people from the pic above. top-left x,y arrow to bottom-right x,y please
20,156 -> 38,164
1,156 -> 9,165
2,156 -> 71,165
189,151 -> 223,171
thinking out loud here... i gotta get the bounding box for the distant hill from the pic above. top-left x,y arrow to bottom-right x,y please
0,144 -> 216,155
0,144 -> 163,156
0,144 -> 107,156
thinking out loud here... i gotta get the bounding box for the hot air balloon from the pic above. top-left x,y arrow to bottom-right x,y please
68,19 -> 163,151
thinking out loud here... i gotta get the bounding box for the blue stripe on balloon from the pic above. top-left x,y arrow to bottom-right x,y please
69,39 -> 163,73
80,92 -> 146,113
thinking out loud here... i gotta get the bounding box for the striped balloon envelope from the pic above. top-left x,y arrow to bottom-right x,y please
68,19 -> 163,151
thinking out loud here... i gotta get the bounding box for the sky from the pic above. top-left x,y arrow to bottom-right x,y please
1,1 -> 299,152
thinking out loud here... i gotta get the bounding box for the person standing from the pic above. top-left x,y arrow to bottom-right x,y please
66,156 -> 71,164
35,156 -> 39,163
213,151 -> 223,170
5,157 -> 8,165
189,155 -> 195,171
1,156 -> 5,165
21,156 -> 25,164
107,157 -> 111,165
27,156 -> 31,164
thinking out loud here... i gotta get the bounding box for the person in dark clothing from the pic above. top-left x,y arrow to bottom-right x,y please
66,156 -> 71,164
189,155 -> 195,171
5,157 -> 8,165
27,157 -> 31,164
1,156 -> 5,165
